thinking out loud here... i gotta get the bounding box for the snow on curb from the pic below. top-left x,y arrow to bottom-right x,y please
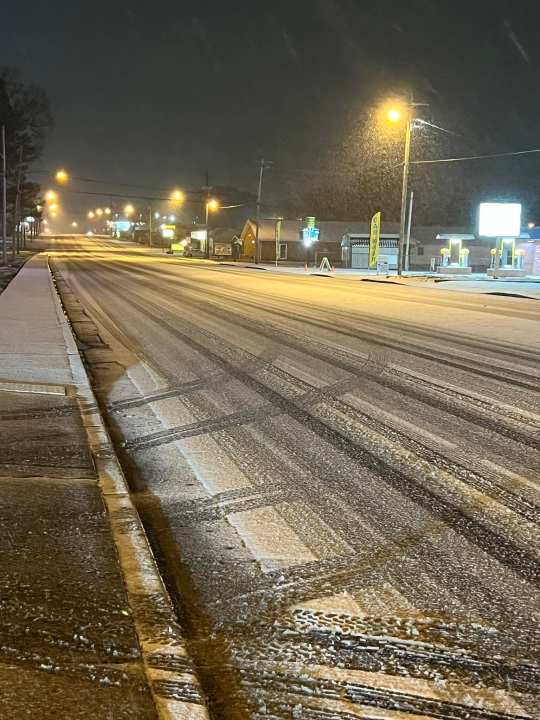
46,255 -> 209,720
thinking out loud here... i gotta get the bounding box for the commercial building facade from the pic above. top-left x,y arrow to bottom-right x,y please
238,218 -> 540,273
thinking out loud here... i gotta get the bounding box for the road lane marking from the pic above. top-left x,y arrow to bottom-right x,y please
228,505 -> 317,573
0,380 -> 67,395
276,500 -> 355,559
127,361 -> 252,494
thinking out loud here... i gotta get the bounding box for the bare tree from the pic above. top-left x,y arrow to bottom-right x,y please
0,67 -> 53,240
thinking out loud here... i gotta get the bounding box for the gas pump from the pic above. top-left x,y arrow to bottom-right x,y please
440,247 -> 450,267
498,238 -> 516,268
488,237 -> 526,276
437,234 -> 473,274
441,239 -> 469,268
448,237 -> 462,265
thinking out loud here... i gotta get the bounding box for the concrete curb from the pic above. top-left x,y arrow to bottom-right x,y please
46,255 -> 210,720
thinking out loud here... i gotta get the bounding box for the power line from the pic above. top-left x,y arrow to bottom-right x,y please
411,147 -> 540,165
42,187 -> 249,207
49,188 -> 193,202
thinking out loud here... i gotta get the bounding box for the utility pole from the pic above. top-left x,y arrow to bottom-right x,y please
404,190 -> 414,272
397,113 -> 412,276
13,145 -> 23,257
396,98 -> 428,275
1,125 -> 7,267
148,205 -> 153,247
204,169 -> 211,259
254,159 -> 272,264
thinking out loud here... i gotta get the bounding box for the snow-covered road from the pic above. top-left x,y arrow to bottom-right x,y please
47,237 -> 539,719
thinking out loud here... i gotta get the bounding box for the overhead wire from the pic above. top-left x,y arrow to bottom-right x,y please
411,147 -> 540,165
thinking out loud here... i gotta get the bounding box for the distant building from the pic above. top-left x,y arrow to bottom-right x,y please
518,228 -> 540,275
240,219 -> 388,266
186,225 -> 240,257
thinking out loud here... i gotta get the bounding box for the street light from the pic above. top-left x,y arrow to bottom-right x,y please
124,204 -> 134,216
104,207 -> 111,215
45,190 -> 58,202
72,221 -> 78,228
205,198 -> 220,258
88,211 -> 95,219
171,189 -> 185,204
96,208 -> 103,216
55,169 -> 69,184
383,97 -> 427,275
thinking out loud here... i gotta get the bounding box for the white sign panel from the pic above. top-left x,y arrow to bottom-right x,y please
478,203 -> 521,237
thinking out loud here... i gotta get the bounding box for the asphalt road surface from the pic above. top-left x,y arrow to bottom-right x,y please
45,237 -> 539,720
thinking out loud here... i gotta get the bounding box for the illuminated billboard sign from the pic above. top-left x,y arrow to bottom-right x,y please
302,227 -> 319,246
478,203 -> 521,238
302,217 -> 320,246
112,220 -> 131,233
161,224 -> 175,240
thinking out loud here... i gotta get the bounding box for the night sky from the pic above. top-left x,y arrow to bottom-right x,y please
3,0 -> 540,226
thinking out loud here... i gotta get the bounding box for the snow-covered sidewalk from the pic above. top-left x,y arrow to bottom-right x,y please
0,255 -> 207,719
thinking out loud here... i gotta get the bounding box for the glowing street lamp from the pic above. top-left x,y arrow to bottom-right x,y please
48,203 -> 58,212
96,208 -> 103,216
382,97 -> 427,274
207,198 -> 220,213
124,204 -> 135,216
45,190 -> 58,202
71,221 -> 78,228
55,169 -> 69,184
104,207 -> 111,215
88,211 -> 95,219
171,189 -> 185,204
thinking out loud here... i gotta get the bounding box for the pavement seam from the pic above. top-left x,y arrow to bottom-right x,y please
45,254 -> 210,720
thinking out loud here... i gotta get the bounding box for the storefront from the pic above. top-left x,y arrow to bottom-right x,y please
240,219 -> 346,264
516,228 -> 540,275
341,234 -> 399,270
